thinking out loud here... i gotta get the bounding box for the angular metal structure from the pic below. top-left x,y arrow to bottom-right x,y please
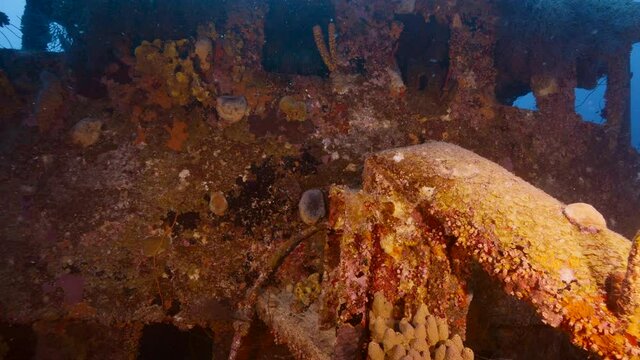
300,142 -> 638,359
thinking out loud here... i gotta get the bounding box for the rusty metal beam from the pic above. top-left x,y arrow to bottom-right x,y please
362,141 -> 638,358
260,142 -> 639,359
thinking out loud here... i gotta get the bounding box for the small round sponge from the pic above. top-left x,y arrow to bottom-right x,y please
299,189 -> 326,225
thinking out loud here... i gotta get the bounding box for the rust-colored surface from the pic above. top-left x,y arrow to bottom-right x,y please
256,288 -> 334,360
363,142 -> 638,358
323,186 -> 471,337
0,0 -> 640,358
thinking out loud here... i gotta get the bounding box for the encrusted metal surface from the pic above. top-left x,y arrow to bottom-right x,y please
362,142 -> 638,358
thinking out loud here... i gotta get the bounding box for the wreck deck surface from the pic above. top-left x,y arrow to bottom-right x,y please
0,0 -> 639,358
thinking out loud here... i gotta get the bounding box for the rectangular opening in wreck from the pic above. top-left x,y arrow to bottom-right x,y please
574,76 -> 607,124
261,0 -> 335,77
493,34 -> 536,110
494,0 -> 560,113
138,323 -> 213,360
394,14 -> 450,98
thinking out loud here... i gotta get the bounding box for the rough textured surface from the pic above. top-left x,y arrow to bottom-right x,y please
279,96 -> 308,122
563,203 -> 607,233
363,142 -> 637,358
620,233 -> 640,337
70,118 -> 103,148
367,291 -> 474,360
0,0 -> 639,358
256,288 -> 335,360
323,184 -> 471,341
209,191 -> 229,216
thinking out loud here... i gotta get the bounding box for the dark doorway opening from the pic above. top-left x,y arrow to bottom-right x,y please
262,0 -> 335,77
395,14 -> 450,96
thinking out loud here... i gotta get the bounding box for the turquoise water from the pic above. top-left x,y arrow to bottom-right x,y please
575,76 -> 607,125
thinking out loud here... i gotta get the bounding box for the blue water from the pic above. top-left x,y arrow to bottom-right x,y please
513,92 -> 538,111
0,0 -> 25,49
575,76 -> 607,125
634,1 -> 640,149
632,43 -> 640,149
511,79 -> 609,126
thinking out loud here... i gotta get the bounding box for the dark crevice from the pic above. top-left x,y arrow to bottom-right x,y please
162,211 -> 201,236
496,80 -> 533,106
466,269 -> 589,360
0,324 -> 37,360
233,319 -> 294,359
138,323 -> 213,360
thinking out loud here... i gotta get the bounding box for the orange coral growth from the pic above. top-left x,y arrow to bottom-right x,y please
107,37 -> 217,115
390,21 -> 404,41
335,142 -> 640,358
133,126 -> 147,146
564,299 -> 596,320
164,120 -> 188,151
324,186 -> 471,336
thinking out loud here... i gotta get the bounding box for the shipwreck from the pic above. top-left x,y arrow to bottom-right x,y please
0,0 -> 640,359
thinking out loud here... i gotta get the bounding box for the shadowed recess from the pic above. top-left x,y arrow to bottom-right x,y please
138,324 -> 213,360
395,14 -> 450,96
0,324 -> 37,360
262,0 -> 335,76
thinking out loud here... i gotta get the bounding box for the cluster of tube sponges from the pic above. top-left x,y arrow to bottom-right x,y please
367,292 -> 474,360
312,23 -> 338,72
